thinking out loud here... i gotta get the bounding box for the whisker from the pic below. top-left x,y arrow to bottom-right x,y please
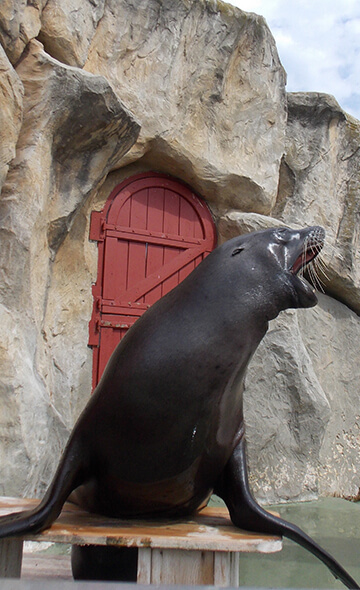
307,263 -> 317,289
296,230 -> 330,294
301,236 -> 308,275
314,255 -> 330,282
308,262 -> 325,293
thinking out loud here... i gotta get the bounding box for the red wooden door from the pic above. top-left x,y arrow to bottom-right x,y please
89,172 -> 217,388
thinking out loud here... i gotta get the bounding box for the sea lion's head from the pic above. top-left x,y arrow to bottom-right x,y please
278,225 -> 325,308
228,225 -> 325,317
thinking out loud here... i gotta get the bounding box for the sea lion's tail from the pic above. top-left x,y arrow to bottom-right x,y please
216,438 -> 359,590
0,437 -> 86,539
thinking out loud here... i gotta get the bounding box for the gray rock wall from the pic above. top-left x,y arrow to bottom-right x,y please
0,0 -> 359,504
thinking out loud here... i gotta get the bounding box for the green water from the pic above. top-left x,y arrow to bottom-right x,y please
218,497 -> 360,588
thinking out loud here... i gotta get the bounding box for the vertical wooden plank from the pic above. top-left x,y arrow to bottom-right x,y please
145,187 -> 165,304
115,240 -> 129,296
192,198 -> 205,239
102,236 -> 117,300
163,190 -> 180,236
179,196 -> 199,239
150,549 -> 215,585
161,190 -> 181,295
150,549 -> 163,584
103,237 -> 128,301
130,189 -> 148,229
127,190 -> 148,303
199,550 -> 215,585
127,241 -> 146,301
213,552 -> 240,587
147,187 -> 164,231
97,326 -> 121,380
91,346 -> 100,391
229,551 -> 240,587
0,539 -> 23,578
115,193 -> 131,227
214,552 -> 230,586
162,246 -> 181,295
144,245 -> 163,305
137,547 -> 152,584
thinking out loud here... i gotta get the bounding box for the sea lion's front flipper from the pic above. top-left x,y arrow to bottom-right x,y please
0,435 -> 87,539
214,436 -> 359,590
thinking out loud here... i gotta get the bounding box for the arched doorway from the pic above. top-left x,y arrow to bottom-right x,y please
88,172 -> 217,388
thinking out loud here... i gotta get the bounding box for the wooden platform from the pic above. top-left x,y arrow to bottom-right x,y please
21,553 -> 72,580
0,497 -> 282,585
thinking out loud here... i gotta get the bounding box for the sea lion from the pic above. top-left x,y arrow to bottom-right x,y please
0,226 -> 358,588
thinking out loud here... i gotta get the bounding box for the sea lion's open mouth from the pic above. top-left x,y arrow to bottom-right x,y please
287,226 -> 325,307
291,246 -> 321,276
290,227 -> 325,277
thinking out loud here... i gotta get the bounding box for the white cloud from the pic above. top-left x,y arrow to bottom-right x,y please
229,0 -> 360,120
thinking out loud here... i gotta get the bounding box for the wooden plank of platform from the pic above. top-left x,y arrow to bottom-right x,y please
0,497 -> 282,585
21,554 -> 72,580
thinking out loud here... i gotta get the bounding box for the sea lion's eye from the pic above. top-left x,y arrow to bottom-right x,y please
275,228 -> 289,243
231,246 -> 244,257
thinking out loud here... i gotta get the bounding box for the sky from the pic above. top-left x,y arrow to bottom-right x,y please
229,0 -> 360,120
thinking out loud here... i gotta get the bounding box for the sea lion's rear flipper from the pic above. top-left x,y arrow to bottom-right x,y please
214,437 -> 359,590
0,436 -> 87,539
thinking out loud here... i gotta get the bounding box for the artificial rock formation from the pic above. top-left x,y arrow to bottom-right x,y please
0,45 -> 23,192
0,21 -> 140,495
277,93 -> 360,316
0,0 -> 359,504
